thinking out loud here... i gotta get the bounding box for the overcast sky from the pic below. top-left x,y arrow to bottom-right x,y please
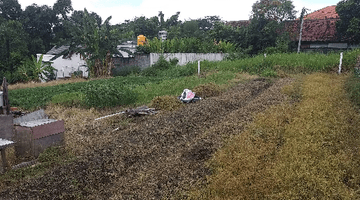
17,0 -> 341,24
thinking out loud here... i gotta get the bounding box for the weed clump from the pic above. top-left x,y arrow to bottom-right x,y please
149,95 -> 183,111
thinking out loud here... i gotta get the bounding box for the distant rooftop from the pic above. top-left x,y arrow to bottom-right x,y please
303,5 -> 339,20
46,46 -> 70,55
46,41 -> 137,58
226,20 -> 250,28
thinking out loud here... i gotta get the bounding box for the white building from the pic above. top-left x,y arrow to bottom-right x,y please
37,46 -> 88,80
39,42 -> 137,80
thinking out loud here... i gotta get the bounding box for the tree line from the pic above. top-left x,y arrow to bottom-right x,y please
0,0 -> 359,83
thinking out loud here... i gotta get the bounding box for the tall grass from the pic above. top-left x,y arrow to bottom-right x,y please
8,49 -> 360,110
192,73 -> 360,199
200,50 -> 359,75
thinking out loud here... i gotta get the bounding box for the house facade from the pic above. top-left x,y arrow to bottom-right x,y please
38,46 -> 88,79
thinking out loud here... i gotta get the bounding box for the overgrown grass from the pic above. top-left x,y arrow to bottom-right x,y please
191,73 -> 360,199
8,50 -> 360,110
192,50 -> 360,76
9,76 -> 164,110
133,71 -> 256,104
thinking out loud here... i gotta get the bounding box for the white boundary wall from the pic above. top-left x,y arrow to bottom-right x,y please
150,53 -> 227,66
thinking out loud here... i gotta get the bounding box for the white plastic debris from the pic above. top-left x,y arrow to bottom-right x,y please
178,89 -> 201,103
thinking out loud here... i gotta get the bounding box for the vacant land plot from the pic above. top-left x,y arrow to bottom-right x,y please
0,76 -> 294,199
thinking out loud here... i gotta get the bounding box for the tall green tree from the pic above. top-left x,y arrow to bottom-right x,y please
251,0 -> 296,22
336,0 -> 360,43
60,8 -> 121,77
22,4 -> 58,54
53,0 -> 73,20
245,0 -> 296,54
0,18 -> 28,72
0,0 -> 22,20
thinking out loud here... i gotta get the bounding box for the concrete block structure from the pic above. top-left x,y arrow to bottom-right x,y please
14,119 -> 65,159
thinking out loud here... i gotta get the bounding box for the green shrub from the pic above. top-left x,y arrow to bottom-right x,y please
141,55 -> 172,77
152,55 -> 171,70
169,57 -> 179,66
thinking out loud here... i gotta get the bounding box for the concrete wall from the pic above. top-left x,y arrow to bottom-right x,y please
113,54 -> 150,70
150,53 -> 227,66
44,53 -> 226,77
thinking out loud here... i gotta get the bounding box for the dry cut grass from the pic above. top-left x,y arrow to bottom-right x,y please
192,73 -> 360,199
8,77 -> 88,90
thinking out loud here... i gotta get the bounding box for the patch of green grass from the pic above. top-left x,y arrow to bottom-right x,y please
9,76 -> 165,110
51,92 -> 85,107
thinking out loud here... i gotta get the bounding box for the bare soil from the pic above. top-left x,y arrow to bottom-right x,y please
0,77 -> 293,199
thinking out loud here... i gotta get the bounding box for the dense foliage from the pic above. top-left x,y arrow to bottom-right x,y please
336,0 -> 360,43
0,0 -> 302,84
138,37 -> 235,54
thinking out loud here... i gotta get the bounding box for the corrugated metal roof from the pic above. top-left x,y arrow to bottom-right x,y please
46,42 -> 136,57
0,138 -> 14,148
20,119 -> 57,128
46,46 -> 70,55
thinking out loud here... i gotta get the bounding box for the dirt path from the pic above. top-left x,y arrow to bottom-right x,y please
0,78 -> 294,199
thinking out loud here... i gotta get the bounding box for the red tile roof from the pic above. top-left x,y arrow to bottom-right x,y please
286,5 -> 340,42
284,18 -> 339,42
303,5 -> 339,20
227,6 -> 341,42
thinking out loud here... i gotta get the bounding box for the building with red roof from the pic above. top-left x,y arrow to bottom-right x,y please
228,5 -> 359,51
303,5 -> 339,20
